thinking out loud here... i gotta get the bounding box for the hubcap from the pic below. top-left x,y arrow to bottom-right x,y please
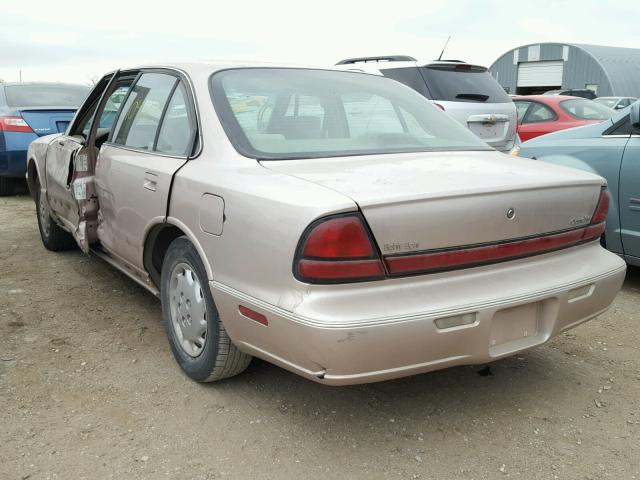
38,192 -> 51,238
169,263 -> 207,357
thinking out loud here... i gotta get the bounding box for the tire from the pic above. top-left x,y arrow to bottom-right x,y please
160,236 -> 251,382
0,177 -> 16,196
35,178 -> 76,251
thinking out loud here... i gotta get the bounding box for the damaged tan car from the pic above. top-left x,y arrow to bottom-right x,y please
27,63 -> 626,385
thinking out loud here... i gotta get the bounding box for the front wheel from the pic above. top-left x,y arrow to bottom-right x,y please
160,237 -> 251,382
35,178 -> 76,251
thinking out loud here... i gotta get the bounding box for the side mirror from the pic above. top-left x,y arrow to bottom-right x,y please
631,101 -> 640,128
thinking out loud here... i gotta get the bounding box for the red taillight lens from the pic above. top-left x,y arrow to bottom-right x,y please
0,116 -> 33,133
590,190 -> 610,225
295,214 -> 385,283
303,216 -> 373,258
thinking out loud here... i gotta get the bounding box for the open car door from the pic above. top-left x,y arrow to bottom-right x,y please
45,70 -> 136,252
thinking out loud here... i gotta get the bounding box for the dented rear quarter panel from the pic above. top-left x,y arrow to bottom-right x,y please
27,133 -> 60,192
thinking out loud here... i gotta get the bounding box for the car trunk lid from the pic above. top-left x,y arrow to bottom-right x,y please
19,108 -> 76,136
261,151 -> 604,257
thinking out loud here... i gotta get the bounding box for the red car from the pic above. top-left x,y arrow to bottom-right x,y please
513,95 -> 615,141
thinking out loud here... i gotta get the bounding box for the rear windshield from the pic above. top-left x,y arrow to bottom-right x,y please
419,66 -> 511,103
559,99 -> 614,120
210,68 -> 491,160
4,84 -> 89,108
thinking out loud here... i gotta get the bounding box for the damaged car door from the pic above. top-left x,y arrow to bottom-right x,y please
45,72 -> 135,251
94,70 -> 196,275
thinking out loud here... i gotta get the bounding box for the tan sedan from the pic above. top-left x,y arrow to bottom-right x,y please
26,62 -> 626,385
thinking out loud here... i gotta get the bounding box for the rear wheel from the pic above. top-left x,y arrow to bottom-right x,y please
35,178 -> 76,251
0,177 -> 18,196
160,237 -> 251,382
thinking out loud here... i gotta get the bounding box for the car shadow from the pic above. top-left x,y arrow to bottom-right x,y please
207,343 -> 585,436
623,264 -> 640,291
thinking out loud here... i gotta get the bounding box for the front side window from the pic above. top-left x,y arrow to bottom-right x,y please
560,99 -> 614,121
211,68 -> 490,160
594,97 -> 617,108
112,73 -> 177,151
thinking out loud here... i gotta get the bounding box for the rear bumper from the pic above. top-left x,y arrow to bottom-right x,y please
212,242 -> 626,385
0,131 -> 37,177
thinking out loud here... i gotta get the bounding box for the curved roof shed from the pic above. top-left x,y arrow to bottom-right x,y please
489,42 -> 640,97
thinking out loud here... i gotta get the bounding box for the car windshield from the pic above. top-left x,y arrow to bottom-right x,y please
594,98 -> 618,108
211,68 -> 491,160
560,98 -> 614,120
4,84 -> 89,108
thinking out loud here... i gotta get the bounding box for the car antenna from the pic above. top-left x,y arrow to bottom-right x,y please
437,36 -> 451,61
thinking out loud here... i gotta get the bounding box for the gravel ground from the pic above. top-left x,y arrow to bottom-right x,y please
1,194 -> 639,480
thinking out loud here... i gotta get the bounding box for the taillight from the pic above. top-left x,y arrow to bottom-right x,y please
0,116 -> 33,133
582,189 -> 610,240
294,214 -> 385,283
590,189 -> 609,225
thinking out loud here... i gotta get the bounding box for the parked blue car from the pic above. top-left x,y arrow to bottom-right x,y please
0,82 -> 89,195
517,102 -> 640,267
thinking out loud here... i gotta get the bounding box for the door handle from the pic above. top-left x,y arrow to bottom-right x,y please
630,197 -> 640,212
143,172 -> 158,192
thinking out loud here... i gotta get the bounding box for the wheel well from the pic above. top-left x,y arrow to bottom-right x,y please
27,160 -> 38,201
144,224 -> 186,287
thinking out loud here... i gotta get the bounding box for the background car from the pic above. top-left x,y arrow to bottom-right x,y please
544,88 -> 597,100
336,55 -> 518,152
0,82 -> 89,195
594,96 -> 638,110
516,103 -> 640,266
513,95 -> 615,141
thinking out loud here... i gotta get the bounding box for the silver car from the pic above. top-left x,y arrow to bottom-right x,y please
336,56 -> 518,152
593,96 -> 638,111
27,62 -> 625,385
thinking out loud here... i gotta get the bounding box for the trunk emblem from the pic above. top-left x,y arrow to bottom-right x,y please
506,208 -> 516,219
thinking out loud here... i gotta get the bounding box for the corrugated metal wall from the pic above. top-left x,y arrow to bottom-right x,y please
489,43 -> 614,96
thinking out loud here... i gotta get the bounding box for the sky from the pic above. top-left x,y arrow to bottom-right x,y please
0,0 -> 638,85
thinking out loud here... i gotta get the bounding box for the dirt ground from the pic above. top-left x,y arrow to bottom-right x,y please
1,194 -> 639,480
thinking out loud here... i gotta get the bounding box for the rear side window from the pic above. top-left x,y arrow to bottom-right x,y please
4,84 -> 89,108
155,82 -> 196,156
515,101 -> 530,123
559,99 -> 614,121
112,73 -> 177,150
419,66 -> 511,103
381,68 -> 431,98
524,103 -> 557,123
603,117 -> 632,136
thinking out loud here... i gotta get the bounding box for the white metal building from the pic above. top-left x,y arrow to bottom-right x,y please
489,43 -> 640,97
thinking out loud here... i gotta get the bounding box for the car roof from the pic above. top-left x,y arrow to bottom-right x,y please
131,60 -> 344,75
